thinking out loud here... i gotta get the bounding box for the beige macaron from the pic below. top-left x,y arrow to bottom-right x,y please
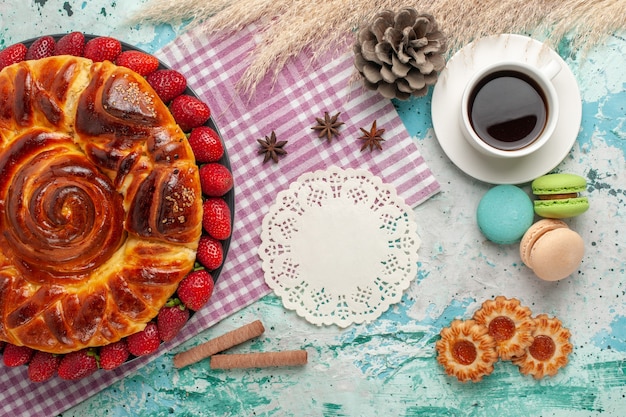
519,219 -> 584,281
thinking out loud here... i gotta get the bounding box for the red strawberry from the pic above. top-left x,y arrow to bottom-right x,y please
157,299 -> 190,342
188,126 -> 224,163
99,340 -> 130,370
146,69 -> 187,103
83,36 -> 122,62
177,270 -> 214,311
170,94 -> 210,132
115,50 -> 159,76
53,31 -> 85,56
127,322 -> 160,356
27,351 -> 60,383
2,343 -> 34,367
57,349 -> 98,380
199,163 -> 233,197
26,36 -> 56,60
196,235 -> 224,271
0,43 -> 27,70
202,198 -> 232,240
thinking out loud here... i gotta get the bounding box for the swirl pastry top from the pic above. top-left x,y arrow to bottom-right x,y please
0,56 -> 202,354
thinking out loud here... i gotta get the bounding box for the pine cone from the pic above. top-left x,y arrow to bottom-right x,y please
354,8 -> 447,100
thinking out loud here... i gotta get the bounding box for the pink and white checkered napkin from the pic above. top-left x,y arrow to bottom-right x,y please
1,25 -> 439,417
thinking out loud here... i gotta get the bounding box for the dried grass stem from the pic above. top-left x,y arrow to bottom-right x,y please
134,0 -> 626,93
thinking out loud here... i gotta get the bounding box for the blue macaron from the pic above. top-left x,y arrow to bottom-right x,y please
476,185 -> 534,244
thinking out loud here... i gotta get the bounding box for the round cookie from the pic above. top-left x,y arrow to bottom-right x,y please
477,185 -> 534,244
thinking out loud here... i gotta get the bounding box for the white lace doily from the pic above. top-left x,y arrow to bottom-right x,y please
259,166 -> 421,327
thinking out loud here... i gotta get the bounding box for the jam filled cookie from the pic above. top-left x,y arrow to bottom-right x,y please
472,296 -> 536,360
512,314 -> 573,379
436,319 -> 498,382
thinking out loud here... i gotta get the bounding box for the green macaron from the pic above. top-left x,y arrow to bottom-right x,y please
531,173 -> 589,218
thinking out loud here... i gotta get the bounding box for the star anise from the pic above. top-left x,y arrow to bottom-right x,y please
257,131 -> 288,164
311,111 -> 345,143
358,120 -> 386,152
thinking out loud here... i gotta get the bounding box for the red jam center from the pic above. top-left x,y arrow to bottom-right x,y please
452,340 -> 477,365
528,335 -> 556,361
488,316 -> 516,342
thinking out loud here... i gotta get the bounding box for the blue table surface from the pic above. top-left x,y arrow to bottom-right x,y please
2,1 -> 626,416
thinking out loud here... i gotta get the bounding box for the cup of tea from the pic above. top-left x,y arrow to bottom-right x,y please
460,60 -> 561,158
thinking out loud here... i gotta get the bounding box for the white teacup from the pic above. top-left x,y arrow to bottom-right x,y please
460,60 -> 561,158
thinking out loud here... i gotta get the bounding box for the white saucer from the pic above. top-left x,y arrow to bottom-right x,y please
431,34 -> 582,184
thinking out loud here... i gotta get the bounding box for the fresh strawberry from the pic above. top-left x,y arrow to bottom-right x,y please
99,340 -> 130,370
188,126 -> 224,163
83,36 -> 122,62
145,69 -> 187,103
170,94 -> 210,132
0,43 -> 27,70
25,36 -> 56,60
2,343 -> 34,367
127,322 -> 160,356
199,163 -> 233,197
115,50 -> 159,76
177,270 -> 214,311
53,31 -> 85,56
202,198 -> 232,240
57,348 -> 98,380
196,235 -> 224,271
27,351 -> 60,383
157,299 -> 190,342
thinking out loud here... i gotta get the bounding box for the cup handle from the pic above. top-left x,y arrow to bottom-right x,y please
541,60 -> 561,80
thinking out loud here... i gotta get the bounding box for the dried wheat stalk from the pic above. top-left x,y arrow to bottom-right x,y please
135,0 -> 626,93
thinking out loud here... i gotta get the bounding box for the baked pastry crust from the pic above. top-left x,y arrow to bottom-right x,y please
0,56 -> 202,354
512,314 -> 573,379
472,296 -> 536,360
436,319 -> 497,382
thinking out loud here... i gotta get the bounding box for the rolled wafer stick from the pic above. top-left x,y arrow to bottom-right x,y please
173,320 -> 265,368
210,350 -> 308,370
